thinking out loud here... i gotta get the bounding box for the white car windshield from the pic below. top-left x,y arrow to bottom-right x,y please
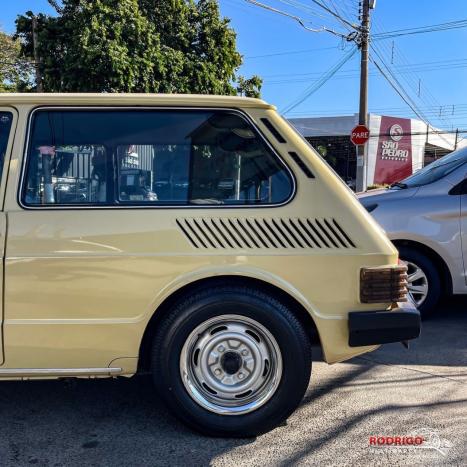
397,146 -> 467,188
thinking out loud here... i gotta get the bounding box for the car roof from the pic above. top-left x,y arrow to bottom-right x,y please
0,93 -> 275,110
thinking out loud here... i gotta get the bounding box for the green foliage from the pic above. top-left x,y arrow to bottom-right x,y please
316,145 -> 327,157
15,0 -> 262,95
0,30 -> 34,92
236,76 -> 263,98
316,144 -> 337,167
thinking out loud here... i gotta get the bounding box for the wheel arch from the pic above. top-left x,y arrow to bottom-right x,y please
138,275 -> 320,372
392,239 -> 453,294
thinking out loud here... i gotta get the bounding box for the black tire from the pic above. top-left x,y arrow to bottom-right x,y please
398,246 -> 441,319
151,284 -> 312,437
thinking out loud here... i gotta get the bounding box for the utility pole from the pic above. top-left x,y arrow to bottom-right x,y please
31,16 -> 43,92
355,0 -> 373,192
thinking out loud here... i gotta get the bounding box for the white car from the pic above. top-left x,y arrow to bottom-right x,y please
359,147 -> 467,317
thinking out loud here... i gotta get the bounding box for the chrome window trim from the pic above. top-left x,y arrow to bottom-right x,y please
18,106 -> 297,210
0,107 -> 18,212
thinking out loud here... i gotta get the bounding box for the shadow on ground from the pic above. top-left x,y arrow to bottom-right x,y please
0,374 -> 255,465
368,295 -> 467,367
0,297 -> 465,466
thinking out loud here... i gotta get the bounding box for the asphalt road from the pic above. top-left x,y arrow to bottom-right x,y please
0,299 -> 465,467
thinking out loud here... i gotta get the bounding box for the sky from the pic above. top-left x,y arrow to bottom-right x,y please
2,0 -> 467,130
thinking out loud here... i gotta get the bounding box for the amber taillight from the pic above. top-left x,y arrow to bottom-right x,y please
360,265 -> 408,304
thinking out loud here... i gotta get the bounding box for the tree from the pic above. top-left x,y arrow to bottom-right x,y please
15,0 -> 262,96
236,76 -> 263,98
0,30 -> 34,92
16,2 -> 166,93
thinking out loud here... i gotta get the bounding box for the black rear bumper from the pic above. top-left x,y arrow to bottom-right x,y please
348,302 -> 421,347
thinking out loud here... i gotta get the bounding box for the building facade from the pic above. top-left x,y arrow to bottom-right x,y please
289,114 -> 465,190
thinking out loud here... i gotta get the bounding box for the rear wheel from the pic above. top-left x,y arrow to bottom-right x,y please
398,247 -> 441,318
151,285 -> 312,437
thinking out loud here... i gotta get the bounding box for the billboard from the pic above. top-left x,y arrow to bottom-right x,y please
366,115 -> 425,186
374,116 -> 412,184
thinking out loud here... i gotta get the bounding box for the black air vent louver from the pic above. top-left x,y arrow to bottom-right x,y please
176,218 -> 356,249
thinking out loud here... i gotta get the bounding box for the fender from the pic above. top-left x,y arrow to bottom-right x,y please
142,264 -> 324,325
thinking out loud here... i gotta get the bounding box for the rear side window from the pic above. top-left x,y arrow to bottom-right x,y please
0,112 -> 13,183
22,109 -> 293,207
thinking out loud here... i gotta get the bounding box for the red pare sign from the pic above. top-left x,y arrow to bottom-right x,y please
350,125 -> 370,145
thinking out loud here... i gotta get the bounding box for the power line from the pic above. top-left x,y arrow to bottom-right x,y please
245,16 -> 467,60
243,0 -> 351,38
264,62 -> 467,85
370,19 -> 438,124
276,0 -> 333,22
366,129 -> 467,137
340,0 -> 360,19
309,0 -> 359,31
289,103 -> 467,112
329,0 -> 357,29
239,0 -> 464,139
370,51 -> 453,147
244,45 -> 340,59
275,0 -> 358,31
287,106 -> 467,118
274,0 -> 360,35
374,19 -> 467,39
371,17 -> 456,130
297,128 -> 467,137
262,57 -> 467,78
282,46 -> 358,114
370,48 -> 430,123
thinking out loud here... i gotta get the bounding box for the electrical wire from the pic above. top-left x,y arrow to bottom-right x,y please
287,104 -> 467,118
262,57 -> 467,82
309,0 -> 359,31
296,127 -> 467,137
243,0 -> 350,38
370,48 -> 431,123
282,46 -> 358,114
371,16 -> 456,130
374,19 -> 467,40
235,0 -> 463,137
264,56 -> 467,76
266,67 -> 467,85
329,0 -> 355,30
244,45 -> 341,59
273,0 -> 359,31
276,0 -> 332,22
370,18 -> 439,125
370,51 -> 453,146
244,23 -> 467,62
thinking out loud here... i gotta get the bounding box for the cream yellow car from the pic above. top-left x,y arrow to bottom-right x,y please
0,94 -> 419,437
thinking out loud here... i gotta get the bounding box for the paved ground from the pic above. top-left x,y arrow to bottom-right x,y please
0,299 -> 465,467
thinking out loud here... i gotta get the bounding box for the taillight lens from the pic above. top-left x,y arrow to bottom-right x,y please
360,265 -> 408,303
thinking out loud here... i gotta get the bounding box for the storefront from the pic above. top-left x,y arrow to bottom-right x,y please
289,114 -> 465,190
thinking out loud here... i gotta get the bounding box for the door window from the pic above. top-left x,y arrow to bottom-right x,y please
22,109 -> 293,207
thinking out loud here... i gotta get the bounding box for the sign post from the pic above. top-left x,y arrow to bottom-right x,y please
351,124 -> 370,191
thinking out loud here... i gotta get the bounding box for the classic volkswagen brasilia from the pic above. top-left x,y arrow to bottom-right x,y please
0,93 -> 420,436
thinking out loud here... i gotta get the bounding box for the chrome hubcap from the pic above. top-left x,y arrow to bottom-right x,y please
180,314 -> 283,415
404,260 -> 429,307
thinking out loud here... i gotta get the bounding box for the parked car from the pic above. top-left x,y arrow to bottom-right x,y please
359,147 -> 467,317
0,93 -> 419,437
